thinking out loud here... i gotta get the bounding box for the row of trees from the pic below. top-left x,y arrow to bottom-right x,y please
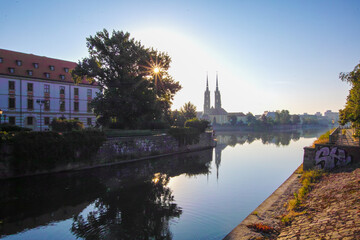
228,110 -> 301,128
339,62 -> 360,136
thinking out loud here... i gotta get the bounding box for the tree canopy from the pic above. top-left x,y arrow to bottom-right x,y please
339,62 -> 360,130
72,29 -> 182,129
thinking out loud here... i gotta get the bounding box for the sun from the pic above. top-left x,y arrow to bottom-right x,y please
153,67 -> 160,74
142,56 -> 164,86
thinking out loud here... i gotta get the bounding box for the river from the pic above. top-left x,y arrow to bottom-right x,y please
0,128 -> 329,240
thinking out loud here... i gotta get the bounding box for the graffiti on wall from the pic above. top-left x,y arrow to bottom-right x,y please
315,147 -> 352,170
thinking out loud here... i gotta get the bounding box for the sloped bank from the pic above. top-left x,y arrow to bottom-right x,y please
223,166 -> 303,240
0,132 -> 215,179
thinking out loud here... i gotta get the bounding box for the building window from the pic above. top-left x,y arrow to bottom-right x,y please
27,116 -> 33,125
44,100 -> 50,111
74,88 -> 79,96
8,68 -> 15,73
64,67 -> 69,73
9,81 -> 15,90
44,73 -> 50,78
87,102 -> 92,112
44,84 -> 50,93
9,116 -> 15,125
49,65 -> 55,71
8,98 -> 15,109
44,117 -> 50,125
33,63 -> 39,68
27,70 -> 33,76
60,75 -> 65,80
87,89 -> 92,98
27,99 -> 34,110
27,83 -> 33,92
16,60 -> 22,66
0,57 -> 3,63
87,118 -> 92,126
74,102 -> 79,112
60,86 -> 65,95
60,100 -> 65,111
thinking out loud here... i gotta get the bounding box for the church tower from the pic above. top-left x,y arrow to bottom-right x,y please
203,74 -> 210,114
214,72 -> 222,109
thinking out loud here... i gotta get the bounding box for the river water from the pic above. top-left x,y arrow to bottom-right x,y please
0,128 -> 329,240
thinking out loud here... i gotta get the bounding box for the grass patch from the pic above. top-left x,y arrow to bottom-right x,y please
283,169 -> 324,225
311,129 -> 334,147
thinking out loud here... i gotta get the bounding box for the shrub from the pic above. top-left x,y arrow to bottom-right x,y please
247,223 -> 275,233
0,124 -> 31,132
184,118 -> 209,133
168,127 -> 200,146
50,118 -> 84,132
6,130 -> 106,173
311,129 -> 333,147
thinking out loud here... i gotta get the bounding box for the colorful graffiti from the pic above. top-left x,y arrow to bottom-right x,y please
315,147 -> 352,170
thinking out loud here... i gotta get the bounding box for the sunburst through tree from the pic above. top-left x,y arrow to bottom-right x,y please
143,55 -> 164,87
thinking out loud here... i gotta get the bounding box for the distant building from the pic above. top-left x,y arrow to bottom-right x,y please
324,110 -> 339,123
263,111 -> 277,120
315,112 -> 322,117
227,112 -> 247,124
0,49 -> 100,130
200,73 -> 228,124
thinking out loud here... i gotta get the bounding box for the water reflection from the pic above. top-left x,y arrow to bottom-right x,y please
0,128 -> 330,240
213,128 -> 329,180
0,150 -> 212,240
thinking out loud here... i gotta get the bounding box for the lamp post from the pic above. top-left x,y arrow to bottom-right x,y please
0,109 -> 3,124
36,99 -> 46,131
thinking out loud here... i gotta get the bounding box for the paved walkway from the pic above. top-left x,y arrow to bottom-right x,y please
277,166 -> 360,239
336,129 -> 359,147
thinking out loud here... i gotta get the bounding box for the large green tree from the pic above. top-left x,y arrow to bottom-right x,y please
339,62 -> 360,130
72,29 -> 181,129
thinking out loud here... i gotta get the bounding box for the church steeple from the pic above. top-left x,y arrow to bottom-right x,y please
215,72 -> 222,109
204,73 -> 210,114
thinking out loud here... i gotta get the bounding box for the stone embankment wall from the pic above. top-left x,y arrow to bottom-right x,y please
98,132 -> 215,162
303,144 -> 360,170
0,132 -> 215,179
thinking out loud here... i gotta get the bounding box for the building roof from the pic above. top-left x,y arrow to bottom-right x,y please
227,112 -> 245,117
208,107 -> 228,115
0,49 -> 96,86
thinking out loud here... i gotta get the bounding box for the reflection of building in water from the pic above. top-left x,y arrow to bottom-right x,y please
215,143 -> 227,180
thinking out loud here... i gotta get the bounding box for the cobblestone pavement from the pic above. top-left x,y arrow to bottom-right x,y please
277,167 -> 360,240
336,129 -> 359,147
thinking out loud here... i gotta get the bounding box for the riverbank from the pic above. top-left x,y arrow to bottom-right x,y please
0,132 -> 216,179
223,165 -> 303,240
224,163 -> 360,239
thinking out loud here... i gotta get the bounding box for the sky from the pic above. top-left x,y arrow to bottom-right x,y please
1,0 -> 360,115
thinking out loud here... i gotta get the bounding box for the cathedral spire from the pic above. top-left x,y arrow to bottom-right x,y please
204,73 -> 210,114
216,72 -> 219,91
206,72 -> 209,90
215,72 -> 221,109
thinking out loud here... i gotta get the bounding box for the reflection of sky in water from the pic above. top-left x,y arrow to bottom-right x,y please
0,130 -> 326,240
168,136 -> 317,240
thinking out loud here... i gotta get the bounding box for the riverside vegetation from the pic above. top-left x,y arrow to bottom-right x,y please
0,118 -> 210,174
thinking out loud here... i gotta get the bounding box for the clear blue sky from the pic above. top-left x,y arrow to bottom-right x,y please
1,0 -> 360,115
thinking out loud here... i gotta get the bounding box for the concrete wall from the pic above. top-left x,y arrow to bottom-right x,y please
303,143 -> 360,170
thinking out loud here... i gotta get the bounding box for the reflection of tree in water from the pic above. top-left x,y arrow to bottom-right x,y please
216,131 -> 305,147
71,173 -> 182,240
